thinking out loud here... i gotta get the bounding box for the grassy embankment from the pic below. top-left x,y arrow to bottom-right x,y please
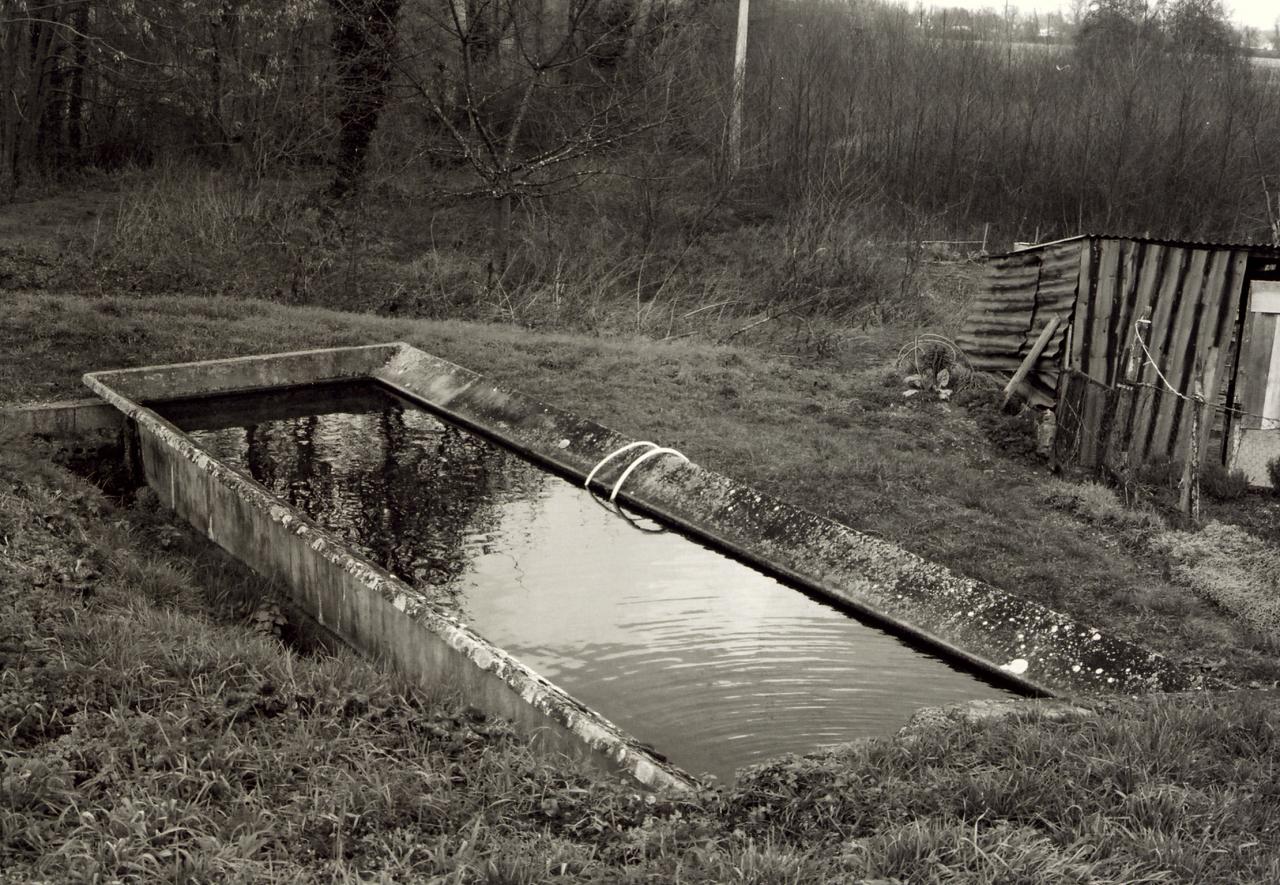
1,178 -> 1279,879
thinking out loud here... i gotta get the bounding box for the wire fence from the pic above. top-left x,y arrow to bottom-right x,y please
1054,322 -> 1277,460
1132,323 -> 1277,429
1044,319 -> 1279,517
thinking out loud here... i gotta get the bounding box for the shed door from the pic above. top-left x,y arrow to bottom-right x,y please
1231,280 -> 1280,486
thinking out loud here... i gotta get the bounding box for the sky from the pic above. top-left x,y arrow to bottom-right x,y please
913,1 -> 1277,31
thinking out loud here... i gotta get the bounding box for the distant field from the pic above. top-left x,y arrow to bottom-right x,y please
977,40 -> 1280,72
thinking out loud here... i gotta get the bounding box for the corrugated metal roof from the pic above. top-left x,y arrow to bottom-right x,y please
993,234 -> 1280,259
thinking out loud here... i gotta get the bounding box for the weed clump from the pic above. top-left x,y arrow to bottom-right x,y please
895,334 -> 972,401
1138,457 -> 1249,502
1266,455 -> 1280,496
1042,479 -> 1166,533
1151,521 -> 1280,635
1200,462 -> 1250,502
1135,454 -> 1182,490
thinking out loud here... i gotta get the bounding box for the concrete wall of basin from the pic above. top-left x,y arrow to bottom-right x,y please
80,345 -> 697,791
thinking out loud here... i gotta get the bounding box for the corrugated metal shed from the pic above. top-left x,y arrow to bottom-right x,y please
956,240 -> 1083,408
961,234 -> 1280,473
1059,238 -> 1249,467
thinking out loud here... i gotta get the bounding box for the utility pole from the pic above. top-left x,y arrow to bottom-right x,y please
728,0 -> 749,174
1005,0 -> 1012,68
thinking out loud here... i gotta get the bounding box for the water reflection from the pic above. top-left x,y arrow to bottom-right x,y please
161,382 -> 1012,782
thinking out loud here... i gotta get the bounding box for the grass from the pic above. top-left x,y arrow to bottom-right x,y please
4,290 -> 1277,687
0,163 -> 971,340
1042,479 -> 1168,534
3,440 -> 1279,881
3,171 -> 1280,878
0,440 -> 670,882
1151,522 -> 1280,636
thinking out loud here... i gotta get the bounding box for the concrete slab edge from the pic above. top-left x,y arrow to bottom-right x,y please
87,343 -> 402,402
0,398 -> 124,437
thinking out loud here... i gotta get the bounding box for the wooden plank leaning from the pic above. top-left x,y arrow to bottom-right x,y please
1003,316 -> 1062,409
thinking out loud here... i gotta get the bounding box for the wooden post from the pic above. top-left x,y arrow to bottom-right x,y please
1179,359 -> 1205,526
1002,316 -> 1060,409
1114,311 -> 1151,500
728,0 -> 749,174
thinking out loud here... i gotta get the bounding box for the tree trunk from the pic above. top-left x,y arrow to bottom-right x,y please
328,0 -> 404,199
66,2 -> 90,164
489,190 -> 512,283
0,2 -> 22,200
5,11 -> 62,196
38,29 -> 67,176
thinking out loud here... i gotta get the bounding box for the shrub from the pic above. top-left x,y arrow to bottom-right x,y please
1267,456 -> 1280,497
1200,462 -> 1249,502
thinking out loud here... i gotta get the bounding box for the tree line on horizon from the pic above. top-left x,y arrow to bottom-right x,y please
2,0 -> 1278,255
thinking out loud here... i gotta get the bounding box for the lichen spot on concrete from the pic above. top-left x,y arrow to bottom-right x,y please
470,646 -> 495,671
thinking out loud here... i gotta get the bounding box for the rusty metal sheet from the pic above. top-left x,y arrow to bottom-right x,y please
991,233 -> 1280,260
1169,250 -> 1240,459
1069,241 -> 1096,371
960,241 -> 1083,400
973,298 -> 1048,313
1089,239 -> 1124,380
1107,240 -> 1144,386
1132,247 -> 1191,459
989,270 -> 1044,291
1078,240 -> 1123,453
1149,249 -> 1210,458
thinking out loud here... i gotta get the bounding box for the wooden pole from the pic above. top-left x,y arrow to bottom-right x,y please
728,0 -> 749,174
1179,358 -> 1205,525
1113,311 -> 1151,500
1002,316 -> 1060,408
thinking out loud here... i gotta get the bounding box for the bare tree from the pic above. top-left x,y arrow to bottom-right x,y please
329,0 -> 403,198
2,0 -> 338,197
0,0 -> 72,198
397,0 -> 707,277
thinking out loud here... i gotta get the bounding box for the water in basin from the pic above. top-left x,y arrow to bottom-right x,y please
156,382 -> 1014,781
